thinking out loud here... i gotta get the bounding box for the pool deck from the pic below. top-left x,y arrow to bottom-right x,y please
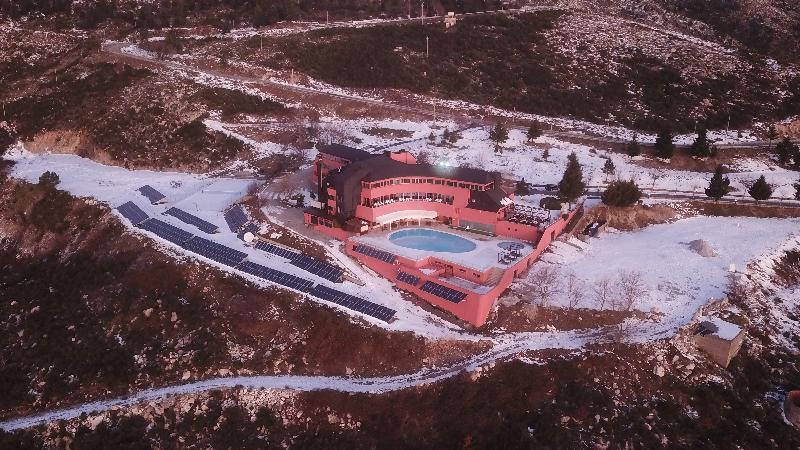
349,225 -> 534,272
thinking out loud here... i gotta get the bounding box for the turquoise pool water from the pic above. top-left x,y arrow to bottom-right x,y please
389,229 -> 477,253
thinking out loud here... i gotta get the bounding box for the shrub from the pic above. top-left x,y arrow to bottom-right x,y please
38,170 -> 60,188
601,179 -> 641,206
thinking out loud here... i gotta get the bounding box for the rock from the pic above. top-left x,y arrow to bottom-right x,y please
218,369 -> 230,377
685,363 -> 695,372
688,240 -> 717,257
171,312 -> 178,322
143,308 -> 154,318
30,306 -> 40,314
181,371 -> 191,380
88,415 -> 105,430
561,416 -> 571,424
654,366 -> 665,377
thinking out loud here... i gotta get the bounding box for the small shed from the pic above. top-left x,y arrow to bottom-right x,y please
692,317 -> 745,368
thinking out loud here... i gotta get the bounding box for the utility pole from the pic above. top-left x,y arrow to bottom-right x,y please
421,2 -> 424,24
426,35 -> 429,58
326,11 -> 329,25
260,36 -> 263,51
433,102 -> 436,122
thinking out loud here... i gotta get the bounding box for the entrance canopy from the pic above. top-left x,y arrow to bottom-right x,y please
375,210 -> 437,226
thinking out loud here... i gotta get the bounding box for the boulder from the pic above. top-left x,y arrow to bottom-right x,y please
688,240 -> 717,257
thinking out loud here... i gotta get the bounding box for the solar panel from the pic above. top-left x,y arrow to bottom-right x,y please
396,271 -> 420,286
137,185 -> 166,204
238,261 -> 315,293
420,281 -> 467,304
224,205 -> 249,232
117,201 -> 149,225
164,207 -> 220,234
309,285 -> 396,322
137,218 -> 194,245
353,244 -> 397,264
255,241 -> 301,260
181,236 -> 247,267
290,255 -> 344,282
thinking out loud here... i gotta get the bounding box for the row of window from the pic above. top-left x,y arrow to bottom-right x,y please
363,178 -> 492,191
309,215 -> 334,228
362,193 -> 455,207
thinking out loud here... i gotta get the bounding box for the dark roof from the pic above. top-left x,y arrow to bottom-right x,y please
331,155 -> 497,189
318,143 -> 373,162
468,186 -> 509,212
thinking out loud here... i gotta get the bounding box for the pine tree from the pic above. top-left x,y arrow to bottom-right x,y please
542,148 -> 550,161
690,128 -> 712,158
442,128 -> 451,143
705,165 -> 730,201
38,171 -> 60,189
602,180 -> 641,207
748,175 -> 773,201
515,178 -> 531,195
489,122 -> 509,153
527,122 -> 542,140
775,136 -> 797,165
626,135 -> 641,158
558,152 -> 586,204
767,124 -> 778,150
654,129 -> 674,159
602,158 -> 615,176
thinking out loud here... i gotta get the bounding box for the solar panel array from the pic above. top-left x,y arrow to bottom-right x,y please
353,244 -> 397,264
138,185 -> 166,204
396,271 -> 421,287
309,285 -> 396,322
138,218 -> 194,245
255,241 -> 300,260
290,255 -> 344,282
420,281 -> 467,304
238,261 -> 315,293
182,237 -> 247,267
165,207 -> 219,234
117,201 -> 149,225
224,205 -> 249,232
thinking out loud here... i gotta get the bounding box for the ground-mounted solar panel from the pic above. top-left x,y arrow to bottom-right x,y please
164,208 -> 220,234
137,185 -> 166,204
224,205 -> 249,232
238,261 -> 315,293
255,241 -> 301,260
396,271 -> 421,287
309,285 -> 396,322
353,244 -> 397,264
420,281 -> 468,304
116,201 -> 149,225
181,236 -> 247,267
290,255 -> 344,283
137,218 -> 194,245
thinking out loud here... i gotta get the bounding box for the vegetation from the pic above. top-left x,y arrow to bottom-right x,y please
626,136 -> 641,158
748,175 -> 773,201
775,136 -> 799,166
601,180 -> 642,207
515,178 -> 531,196
705,165 -> 731,201
488,122 -> 509,153
602,158 -> 616,177
794,178 -> 800,200
37,170 -> 60,189
689,128 -> 712,158
526,122 -> 542,140
558,152 -> 585,204
654,129 -> 674,159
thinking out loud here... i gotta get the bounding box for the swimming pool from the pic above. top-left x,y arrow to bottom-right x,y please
389,228 -> 477,253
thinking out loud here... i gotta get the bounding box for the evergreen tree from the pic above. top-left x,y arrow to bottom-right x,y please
38,171 -> 60,189
542,148 -> 550,161
526,122 -> 542,140
775,136 -> 798,165
602,180 -> 641,207
689,128 -> 712,158
704,165 -> 730,201
515,178 -> 531,195
558,152 -> 585,204
748,175 -> 773,201
626,135 -> 641,158
602,158 -> 615,176
654,129 -> 674,159
489,122 -> 509,153
767,124 -> 778,150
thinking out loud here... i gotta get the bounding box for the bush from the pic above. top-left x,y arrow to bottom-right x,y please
601,180 -> 642,206
38,170 -> 60,189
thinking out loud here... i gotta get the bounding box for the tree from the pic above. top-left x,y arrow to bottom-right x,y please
689,128 -> 712,158
528,265 -> 560,307
775,136 -> 798,165
527,121 -> 542,140
592,277 -> 613,309
601,180 -> 642,207
515,178 -> 531,195
564,271 -> 586,310
488,122 -> 508,154
767,123 -> 778,150
602,158 -> 615,178
542,148 -> 550,161
654,129 -> 674,159
614,270 -> 647,311
748,175 -> 773,201
705,165 -> 731,201
794,178 -> 800,201
558,152 -> 585,204
626,135 -> 641,158
38,171 -> 60,189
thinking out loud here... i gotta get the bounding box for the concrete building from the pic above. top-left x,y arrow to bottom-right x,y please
692,317 -> 745,368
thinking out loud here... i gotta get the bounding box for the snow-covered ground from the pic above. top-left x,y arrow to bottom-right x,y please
540,217 -> 800,335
